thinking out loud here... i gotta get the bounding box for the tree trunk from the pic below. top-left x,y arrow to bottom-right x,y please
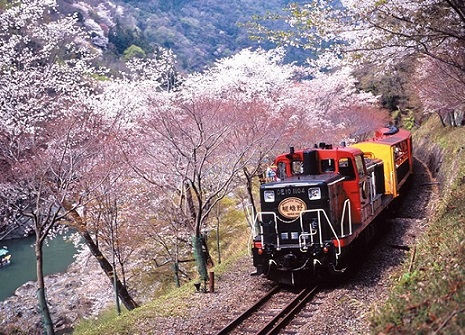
436,111 -> 447,127
80,229 -> 139,310
216,214 -> 221,265
184,181 -> 208,282
63,202 -> 139,311
183,180 -> 216,287
449,111 -> 457,127
192,235 -> 208,283
243,167 -> 257,225
35,239 -> 55,335
184,180 -> 197,225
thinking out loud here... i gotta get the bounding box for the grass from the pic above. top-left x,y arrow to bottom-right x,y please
371,117 -> 465,334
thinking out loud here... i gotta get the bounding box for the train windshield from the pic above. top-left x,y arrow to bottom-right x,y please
277,162 -> 286,180
291,160 -> 303,175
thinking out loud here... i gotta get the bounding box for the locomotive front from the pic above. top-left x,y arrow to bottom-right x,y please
252,150 -> 350,286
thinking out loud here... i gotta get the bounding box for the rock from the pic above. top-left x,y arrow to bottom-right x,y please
0,253 -> 114,334
84,18 -> 109,49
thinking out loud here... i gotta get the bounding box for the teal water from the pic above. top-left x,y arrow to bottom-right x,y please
0,235 -> 77,301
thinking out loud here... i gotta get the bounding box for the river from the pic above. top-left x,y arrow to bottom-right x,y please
0,235 -> 77,301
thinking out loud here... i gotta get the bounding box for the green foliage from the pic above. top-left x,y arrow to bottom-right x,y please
398,270 -> 419,287
354,58 -> 419,113
108,21 -> 152,56
90,73 -> 110,81
0,0 -> 9,10
122,44 -> 146,60
374,0 -> 388,6
403,112 -> 415,130
391,109 -> 416,130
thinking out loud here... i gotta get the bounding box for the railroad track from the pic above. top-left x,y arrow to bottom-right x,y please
215,285 -> 318,335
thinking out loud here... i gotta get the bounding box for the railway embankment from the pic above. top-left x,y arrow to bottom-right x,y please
72,119 -> 449,335
371,116 -> 465,333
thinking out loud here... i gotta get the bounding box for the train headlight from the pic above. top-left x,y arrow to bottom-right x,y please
263,190 -> 275,202
308,187 -> 321,200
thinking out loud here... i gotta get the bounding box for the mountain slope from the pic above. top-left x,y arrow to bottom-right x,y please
59,0 -> 307,71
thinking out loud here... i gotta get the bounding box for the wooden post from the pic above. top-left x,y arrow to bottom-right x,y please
209,271 -> 215,293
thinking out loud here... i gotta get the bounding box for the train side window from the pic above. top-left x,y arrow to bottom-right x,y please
321,159 -> 335,172
338,157 -> 355,180
354,155 -> 365,177
394,140 -> 408,166
292,161 -> 303,175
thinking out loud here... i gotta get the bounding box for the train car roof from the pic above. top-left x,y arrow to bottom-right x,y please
260,173 -> 345,189
366,127 -> 411,146
278,146 -> 362,157
320,146 -> 362,154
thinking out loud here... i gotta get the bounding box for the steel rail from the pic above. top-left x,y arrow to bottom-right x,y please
256,285 -> 318,335
215,285 -> 281,335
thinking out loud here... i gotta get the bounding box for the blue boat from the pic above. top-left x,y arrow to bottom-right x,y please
0,247 -> 11,267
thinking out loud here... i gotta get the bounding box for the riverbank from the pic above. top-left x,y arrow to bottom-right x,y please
0,249 -> 114,335
0,235 -> 76,301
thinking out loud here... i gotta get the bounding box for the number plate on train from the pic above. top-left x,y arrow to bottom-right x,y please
276,187 -> 306,196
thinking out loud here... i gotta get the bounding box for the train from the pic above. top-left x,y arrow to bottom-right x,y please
251,126 -> 413,285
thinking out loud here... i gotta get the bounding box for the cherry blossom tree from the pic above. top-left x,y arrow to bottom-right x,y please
0,0 -> 164,328
63,49 -> 187,297
248,1 -> 465,71
61,129 -> 141,311
413,56 -> 465,126
1,110 -> 105,334
137,49 -> 309,284
126,47 -> 387,287
247,0 -> 465,126
300,67 -> 388,142
114,50 -> 283,286
0,0 -> 105,332
53,53 -> 179,310
130,182 -> 198,289
337,0 -> 465,70
135,98 -> 250,285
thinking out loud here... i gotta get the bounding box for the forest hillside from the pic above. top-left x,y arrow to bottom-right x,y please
57,0 -> 309,71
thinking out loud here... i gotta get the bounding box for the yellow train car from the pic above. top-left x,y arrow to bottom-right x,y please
352,127 -> 413,198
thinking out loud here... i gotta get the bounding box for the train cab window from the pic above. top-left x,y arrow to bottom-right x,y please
354,155 -> 366,177
292,160 -> 303,175
277,162 -> 287,180
321,159 -> 335,172
338,157 -> 356,180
